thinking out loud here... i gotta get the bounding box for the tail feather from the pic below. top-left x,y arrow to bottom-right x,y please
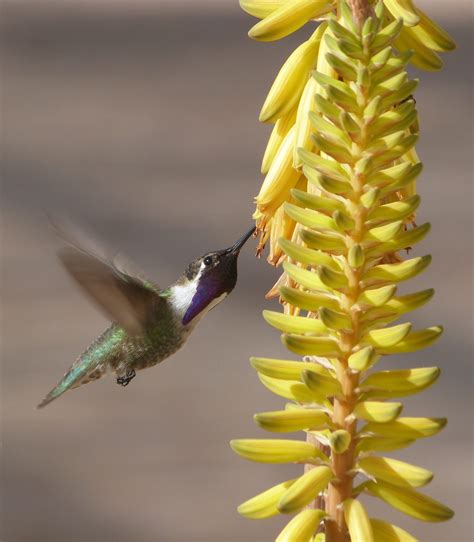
37,384 -> 70,409
37,361 -> 106,409
37,325 -> 123,409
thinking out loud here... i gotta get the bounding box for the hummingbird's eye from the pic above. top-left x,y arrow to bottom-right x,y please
203,256 -> 213,267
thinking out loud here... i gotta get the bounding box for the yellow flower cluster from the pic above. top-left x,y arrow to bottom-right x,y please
232,1 -> 455,541
245,0 -> 455,264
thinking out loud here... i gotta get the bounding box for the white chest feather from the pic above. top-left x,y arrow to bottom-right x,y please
170,280 -> 198,317
170,279 -> 227,327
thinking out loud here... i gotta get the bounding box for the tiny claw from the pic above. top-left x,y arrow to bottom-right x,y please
116,369 -> 136,387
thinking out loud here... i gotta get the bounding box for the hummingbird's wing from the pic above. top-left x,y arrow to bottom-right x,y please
52,219 -> 163,337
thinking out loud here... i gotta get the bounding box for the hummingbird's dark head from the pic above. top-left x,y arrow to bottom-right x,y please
180,227 -> 255,325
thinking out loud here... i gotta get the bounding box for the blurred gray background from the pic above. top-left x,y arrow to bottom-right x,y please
1,1 -> 472,541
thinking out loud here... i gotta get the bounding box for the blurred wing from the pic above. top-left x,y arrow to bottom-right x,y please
59,248 -> 162,336
53,219 -> 162,336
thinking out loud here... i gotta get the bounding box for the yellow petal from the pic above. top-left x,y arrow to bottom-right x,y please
356,435 -> 415,453
370,518 -> 418,542
384,0 -> 420,26
284,263 -> 332,293
239,0 -> 288,19
377,326 -> 443,354
299,147 -> 351,184
365,480 -> 454,522
263,310 -> 328,334
230,438 -> 328,463
412,8 -> 456,52
358,285 -> 397,307
348,346 -> 380,372
258,373 -> 322,403
294,23 -> 333,166
363,417 -> 447,439
278,466 -> 334,513
262,109 -> 296,174
284,333 -> 341,357
343,499 -> 374,542
284,202 -> 338,231
368,195 -> 420,222
381,288 -> 434,316
366,222 -> 430,256
249,0 -> 332,42
250,356 -> 331,380
280,286 -> 341,311
361,367 -> 440,399
279,237 -> 340,268
358,456 -> 433,488
299,228 -> 346,252
302,369 -> 342,396
319,307 -> 351,330
238,478 -> 297,518
254,408 -> 330,432
396,28 -> 443,71
291,187 -> 345,213
260,38 -> 320,123
363,323 -> 412,348
354,401 -> 402,423
256,125 -> 302,221
364,220 -> 404,243
268,199 -> 297,264
276,509 -> 326,542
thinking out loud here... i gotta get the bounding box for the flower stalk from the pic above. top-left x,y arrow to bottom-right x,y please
232,1 -> 455,541
347,0 -> 371,28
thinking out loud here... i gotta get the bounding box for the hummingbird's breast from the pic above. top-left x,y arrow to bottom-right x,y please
119,302 -> 190,371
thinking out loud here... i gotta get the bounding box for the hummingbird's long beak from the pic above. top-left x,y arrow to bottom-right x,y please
227,226 -> 256,255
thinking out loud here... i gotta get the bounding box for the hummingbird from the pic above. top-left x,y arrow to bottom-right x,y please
38,226 -> 255,408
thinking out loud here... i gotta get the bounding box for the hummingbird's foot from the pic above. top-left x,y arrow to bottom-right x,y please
116,369 -> 136,387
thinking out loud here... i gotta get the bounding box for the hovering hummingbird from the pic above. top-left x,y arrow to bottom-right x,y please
38,226 -> 255,408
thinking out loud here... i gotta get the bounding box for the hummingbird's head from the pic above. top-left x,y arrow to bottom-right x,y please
177,227 -> 255,326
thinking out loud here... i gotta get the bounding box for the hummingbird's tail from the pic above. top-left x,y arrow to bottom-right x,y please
37,327 -> 118,408
37,361 -> 107,409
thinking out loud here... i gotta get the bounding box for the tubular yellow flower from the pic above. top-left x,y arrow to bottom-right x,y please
357,456 -> 433,488
238,478 -> 297,518
260,35 -> 321,123
261,109 -> 296,174
343,499 -> 374,542
395,27 -> 443,71
268,200 -> 297,265
362,416 -> 447,439
365,480 -> 454,522
239,0 -> 288,19
278,466 -> 334,513
255,124 -> 301,227
231,437 -> 328,463
248,0 -> 332,42
353,400 -> 403,422
383,0 -> 420,26
276,509 -> 327,542
413,8 -> 456,52
370,518 -> 418,542
294,23 -> 333,167
233,1 -> 455,541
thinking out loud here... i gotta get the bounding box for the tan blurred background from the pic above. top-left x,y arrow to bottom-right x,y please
1,1 -> 472,541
